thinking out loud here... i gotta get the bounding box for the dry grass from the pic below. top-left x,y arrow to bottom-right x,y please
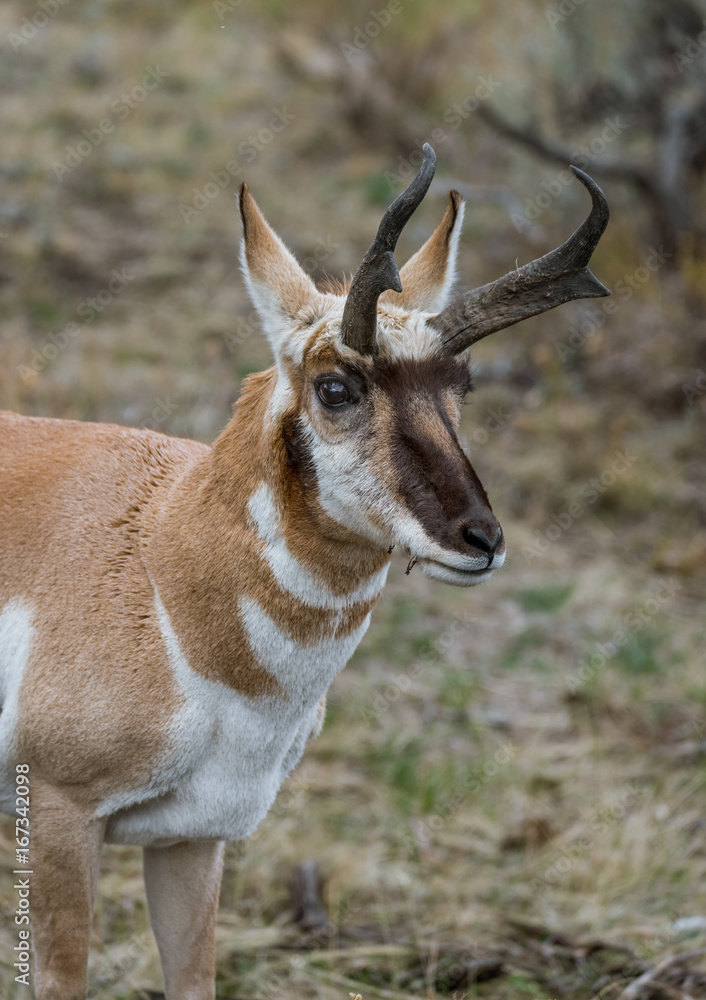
1,1 -> 705,997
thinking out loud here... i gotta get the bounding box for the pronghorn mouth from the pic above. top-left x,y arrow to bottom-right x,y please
416,558 -> 495,588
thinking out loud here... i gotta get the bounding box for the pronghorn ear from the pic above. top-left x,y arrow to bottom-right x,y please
238,183 -> 319,350
380,190 -> 465,312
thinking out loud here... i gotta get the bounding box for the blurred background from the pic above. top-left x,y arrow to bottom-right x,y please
1,0 -> 705,997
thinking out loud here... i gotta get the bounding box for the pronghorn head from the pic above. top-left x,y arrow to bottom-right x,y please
238,145 -> 609,587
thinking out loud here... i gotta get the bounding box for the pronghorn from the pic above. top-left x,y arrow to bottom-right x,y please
0,144 -> 609,1000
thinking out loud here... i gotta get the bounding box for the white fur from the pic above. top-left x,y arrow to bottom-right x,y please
103,586 -> 371,845
265,360 -> 297,425
238,236 -> 318,357
428,198 -> 465,311
298,412 -> 505,581
417,558 -> 501,587
377,311 -> 445,361
297,414 -> 395,546
0,601 -> 34,813
260,292 -> 446,369
239,597 -> 371,706
248,482 -> 389,609
389,511 -> 506,574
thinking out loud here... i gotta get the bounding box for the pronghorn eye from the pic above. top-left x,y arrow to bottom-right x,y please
317,379 -> 350,406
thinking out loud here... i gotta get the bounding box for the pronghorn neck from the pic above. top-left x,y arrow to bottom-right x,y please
137,363 -> 389,698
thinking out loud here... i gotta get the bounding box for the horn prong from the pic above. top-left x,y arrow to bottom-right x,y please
429,167 -> 610,354
340,144 -> 437,355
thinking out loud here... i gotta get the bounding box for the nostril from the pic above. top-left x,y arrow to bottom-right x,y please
462,524 -> 503,556
462,525 -> 492,554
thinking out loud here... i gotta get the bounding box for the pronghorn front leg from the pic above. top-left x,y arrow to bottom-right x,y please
143,839 -> 225,1000
30,780 -> 105,1000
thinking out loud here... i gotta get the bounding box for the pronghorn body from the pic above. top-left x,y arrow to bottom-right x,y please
0,408 -> 376,847
0,146 -> 609,999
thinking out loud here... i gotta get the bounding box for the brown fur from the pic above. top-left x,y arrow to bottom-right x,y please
143,840 -> 225,1000
0,414 -> 194,801
239,183 -> 320,316
370,355 -> 500,553
27,780 -> 106,1000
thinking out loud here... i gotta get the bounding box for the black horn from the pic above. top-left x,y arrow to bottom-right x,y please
429,166 -> 610,354
340,143 -> 437,355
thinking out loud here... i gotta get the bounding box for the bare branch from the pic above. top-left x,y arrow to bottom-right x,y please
476,103 -> 650,185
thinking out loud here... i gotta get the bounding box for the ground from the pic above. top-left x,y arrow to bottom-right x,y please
0,1 -> 705,997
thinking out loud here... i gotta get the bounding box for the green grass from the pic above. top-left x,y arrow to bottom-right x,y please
438,668 -> 480,712
511,583 -> 573,612
500,626 -> 548,669
614,633 -> 662,675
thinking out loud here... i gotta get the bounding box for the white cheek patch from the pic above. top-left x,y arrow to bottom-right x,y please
248,484 -> 388,607
0,601 -> 34,814
296,415 -> 440,555
297,414 -> 395,545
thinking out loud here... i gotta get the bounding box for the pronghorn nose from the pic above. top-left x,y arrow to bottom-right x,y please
461,523 -> 503,559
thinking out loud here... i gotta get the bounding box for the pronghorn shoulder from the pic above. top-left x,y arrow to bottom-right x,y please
0,410 -> 209,481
